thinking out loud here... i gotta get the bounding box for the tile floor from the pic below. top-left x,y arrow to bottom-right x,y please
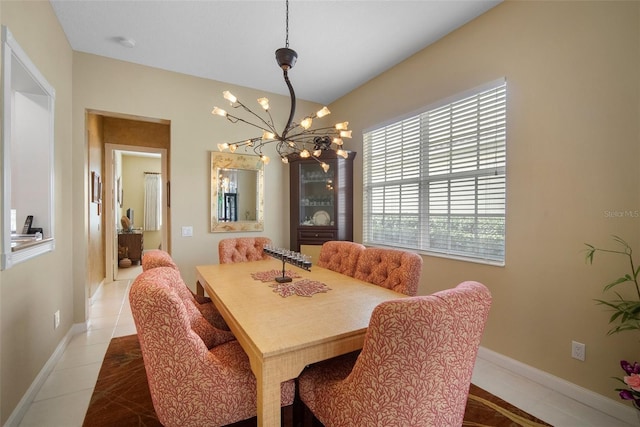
16,266 -> 636,427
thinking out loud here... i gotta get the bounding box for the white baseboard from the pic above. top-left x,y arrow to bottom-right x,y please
89,278 -> 106,305
477,346 -> 637,425
4,323 -> 86,427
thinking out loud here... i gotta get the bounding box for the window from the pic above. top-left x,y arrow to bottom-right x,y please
363,79 -> 506,264
1,26 -> 56,269
144,173 -> 162,231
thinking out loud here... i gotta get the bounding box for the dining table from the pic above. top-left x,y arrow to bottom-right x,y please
196,257 -> 406,427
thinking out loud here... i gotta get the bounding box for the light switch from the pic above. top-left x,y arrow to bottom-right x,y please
181,226 -> 193,237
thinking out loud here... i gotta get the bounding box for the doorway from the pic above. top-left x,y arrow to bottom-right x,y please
86,111 -> 171,305
105,144 -> 169,282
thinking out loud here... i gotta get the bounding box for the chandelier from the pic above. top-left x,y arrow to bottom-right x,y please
211,0 -> 351,172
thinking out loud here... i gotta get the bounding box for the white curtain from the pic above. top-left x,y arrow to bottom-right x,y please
144,174 -> 162,231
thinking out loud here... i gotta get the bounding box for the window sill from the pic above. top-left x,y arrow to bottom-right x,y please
3,237 -> 55,269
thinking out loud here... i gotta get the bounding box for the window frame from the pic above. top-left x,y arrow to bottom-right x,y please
1,26 -> 56,269
363,79 -> 506,265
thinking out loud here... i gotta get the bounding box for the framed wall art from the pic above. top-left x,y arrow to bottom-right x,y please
117,177 -> 123,207
91,171 -> 102,203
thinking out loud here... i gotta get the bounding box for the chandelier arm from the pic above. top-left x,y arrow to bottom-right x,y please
285,129 -> 341,141
281,69 -> 297,140
287,128 -> 338,136
232,101 -> 280,136
222,138 -> 262,153
264,108 -> 277,132
226,113 -> 280,136
275,140 -> 295,156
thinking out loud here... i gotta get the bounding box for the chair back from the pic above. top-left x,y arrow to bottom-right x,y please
135,267 -> 233,348
305,281 -> 491,426
218,237 -> 272,264
317,241 -> 365,276
353,247 -> 423,296
142,249 -> 178,271
129,267 -> 261,426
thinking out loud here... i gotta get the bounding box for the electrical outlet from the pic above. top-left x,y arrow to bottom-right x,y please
54,310 -> 60,330
571,340 -> 585,361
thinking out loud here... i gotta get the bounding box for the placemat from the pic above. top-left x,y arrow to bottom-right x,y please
270,279 -> 332,297
251,269 -> 302,282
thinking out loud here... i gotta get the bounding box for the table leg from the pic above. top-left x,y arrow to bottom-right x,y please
255,368 -> 282,427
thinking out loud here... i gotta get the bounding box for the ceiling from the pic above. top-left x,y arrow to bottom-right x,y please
50,0 -> 501,105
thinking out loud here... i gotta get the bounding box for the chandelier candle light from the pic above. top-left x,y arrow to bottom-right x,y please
211,0 -> 351,172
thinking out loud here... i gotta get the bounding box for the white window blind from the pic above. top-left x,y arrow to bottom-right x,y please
363,80 -> 506,264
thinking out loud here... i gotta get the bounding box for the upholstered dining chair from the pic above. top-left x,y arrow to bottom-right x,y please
298,281 -> 492,427
195,237 -> 274,298
136,266 -> 234,348
353,247 -> 423,296
218,236 -> 273,264
142,249 -> 205,302
316,241 -> 365,277
141,248 -> 178,271
130,267 -> 296,427
142,249 -> 229,331
194,236 -> 274,297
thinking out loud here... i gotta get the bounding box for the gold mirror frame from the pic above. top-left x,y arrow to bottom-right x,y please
210,152 -> 264,232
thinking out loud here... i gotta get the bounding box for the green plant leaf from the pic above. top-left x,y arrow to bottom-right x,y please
604,277 -> 633,292
612,235 -> 628,246
585,244 -> 595,264
585,235 -> 640,336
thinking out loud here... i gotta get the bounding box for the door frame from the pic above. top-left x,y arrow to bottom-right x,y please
105,143 -> 168,281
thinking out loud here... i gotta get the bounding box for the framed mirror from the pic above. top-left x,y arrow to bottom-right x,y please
211,152 -> 264,232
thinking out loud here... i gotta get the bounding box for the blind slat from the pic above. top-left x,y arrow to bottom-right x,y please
363,81 -> 507,263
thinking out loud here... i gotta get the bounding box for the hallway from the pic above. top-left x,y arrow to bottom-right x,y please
18,267 -> 140,426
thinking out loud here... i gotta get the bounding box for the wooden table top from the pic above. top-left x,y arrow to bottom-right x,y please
196,258 -> 406,359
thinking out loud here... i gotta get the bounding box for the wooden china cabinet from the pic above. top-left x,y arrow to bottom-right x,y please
288,150 -> 356,251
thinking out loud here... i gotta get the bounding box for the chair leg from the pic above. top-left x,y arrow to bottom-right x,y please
282,405 -> 294,427
302,405 -> 317,427
292,379 -> 304,427
196,280 -> 205,297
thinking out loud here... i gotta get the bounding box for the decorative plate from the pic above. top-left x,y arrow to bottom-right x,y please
313,210 -> 330,226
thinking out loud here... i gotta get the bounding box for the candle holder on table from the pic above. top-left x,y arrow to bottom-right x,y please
263,245 -> 312,283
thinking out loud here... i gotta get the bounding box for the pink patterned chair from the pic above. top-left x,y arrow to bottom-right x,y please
195,237 -> 274,297
142,249 -> 229,331
130,268 -> 296,427
135,267 -> 234,348
218,237 -> 273,264
317,241 -> 365,277
298,281 -> 492,427
141,249 -> 178,271
353,247 -> 423,296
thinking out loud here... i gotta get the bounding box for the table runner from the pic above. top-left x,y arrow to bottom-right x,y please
251,269 -> 302,282
270,279 -> 332,297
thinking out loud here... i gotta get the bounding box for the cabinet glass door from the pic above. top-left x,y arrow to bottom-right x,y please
299,163 -> 335,226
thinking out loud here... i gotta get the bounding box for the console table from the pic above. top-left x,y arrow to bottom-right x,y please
118,231 -> 143,264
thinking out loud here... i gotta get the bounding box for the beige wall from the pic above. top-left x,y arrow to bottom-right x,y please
87,114 -> 104,298
331,1 -> 640,401
0,1 -> 73,423
72,53 -> 322,292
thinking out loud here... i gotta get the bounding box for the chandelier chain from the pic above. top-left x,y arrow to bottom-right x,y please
285,0 -> 290,48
